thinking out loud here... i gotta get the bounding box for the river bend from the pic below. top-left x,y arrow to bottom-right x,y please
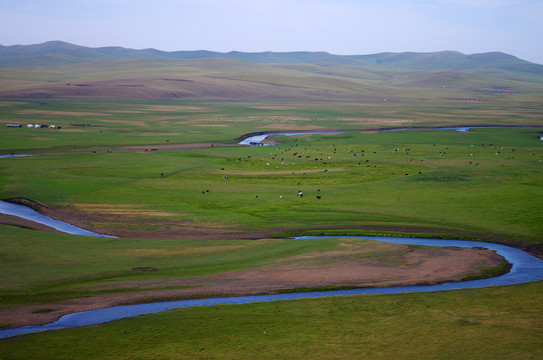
1,125 -> 543,338
0,234 -> 542,339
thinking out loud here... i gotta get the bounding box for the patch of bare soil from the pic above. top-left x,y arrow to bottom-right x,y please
0,244 -> 505,329
0,197 -> 531,330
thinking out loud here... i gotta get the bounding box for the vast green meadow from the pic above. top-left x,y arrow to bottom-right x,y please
1,281 -> 542,359
0,227 -> 367,304
1,100 -> 542,245
1,98 -> 542,154
1,97 -> 542,358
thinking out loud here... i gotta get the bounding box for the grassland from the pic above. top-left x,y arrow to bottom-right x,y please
0,65 -> 542,358
0,223 -> 507,309
1,101 -> 541,246
1,52 -> 543,102
1,98 -> 542,155
1,281 -> 542,359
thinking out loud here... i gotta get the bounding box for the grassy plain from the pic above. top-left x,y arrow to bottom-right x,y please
1,100 -> 541,245
0,223 -> 510,308
1,99 -> 542,154
1,281 -> 542,359
0,227 -> 344,302
0,97 -> 542,357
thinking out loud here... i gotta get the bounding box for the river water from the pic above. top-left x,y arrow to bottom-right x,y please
0,200 -> 116,238
238,132 -> 343,145
239,126 -> 542,145
0,232 -> 542,339
1,126 -> 542,338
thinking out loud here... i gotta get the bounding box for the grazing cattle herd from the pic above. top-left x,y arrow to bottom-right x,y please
190,133 -> 541,211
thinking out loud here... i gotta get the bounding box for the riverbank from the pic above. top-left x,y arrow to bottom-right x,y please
236,125 -> 543,144
0,199 -> 513,329
4,125 -> 542,158
1,124 -> 542,333
0,241 -> 506,329
4,196 -> 542,257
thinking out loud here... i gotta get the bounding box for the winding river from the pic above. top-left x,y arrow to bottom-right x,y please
1,126 -> 543,339
1,126 -> 541,158
239,126 -> 543,145
0,204 -> 542,339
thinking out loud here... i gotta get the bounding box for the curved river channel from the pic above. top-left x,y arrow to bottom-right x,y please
2,126 -> 543,338
0,213 -> 542,339
238,125 -> 543,145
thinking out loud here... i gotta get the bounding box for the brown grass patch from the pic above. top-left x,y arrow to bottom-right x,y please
141,116 -> 178,121
341,118 -> 413,125
108,110 -> 148,114
262,124 -> 328,130
74,203 -> 178,218
131,132 -> 184,136
141,105 -> 205,112
237,116 -> 315,123
249,105 -> 298,110
16,110 -> 110,116
97,118 -> 148,127
116,240 -> 269,258
29,137 -> 53,141
190,124 -> 230,127
0,101 -> 26,106
266,238 -> 398,267
0,79 -> 48,92
180,116 -> 231,123
196,244 -> 504,287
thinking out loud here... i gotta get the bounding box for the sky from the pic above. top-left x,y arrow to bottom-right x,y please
1,0 -> 542,64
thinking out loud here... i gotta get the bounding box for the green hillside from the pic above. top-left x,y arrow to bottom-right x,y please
1,41 -> 542,102
1,41 -> 542,79
1,41 -> 541,69
1,56 -> 542,102
0,42 -> 542,358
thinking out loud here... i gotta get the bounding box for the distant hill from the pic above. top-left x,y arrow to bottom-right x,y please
1,41 -> 542,75
0,41 -> 542,101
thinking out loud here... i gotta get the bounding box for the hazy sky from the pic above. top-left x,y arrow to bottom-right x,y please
1,0 -> 542,64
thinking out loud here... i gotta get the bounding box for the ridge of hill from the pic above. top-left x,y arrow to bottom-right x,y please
1,41 -> 542,101
1,41 -> 542,76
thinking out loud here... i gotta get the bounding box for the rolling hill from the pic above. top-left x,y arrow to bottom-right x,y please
0,41 -> 542,101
